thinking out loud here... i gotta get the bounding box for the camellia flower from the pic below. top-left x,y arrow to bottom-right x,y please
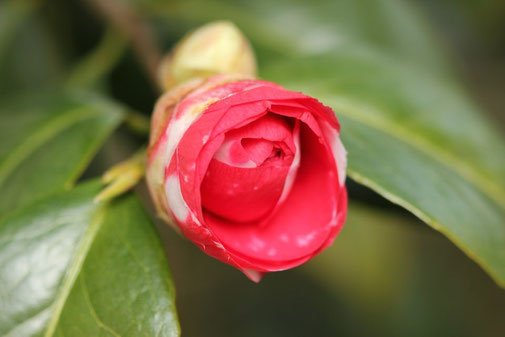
146,74 -> 347,281
146,22 -> 347,282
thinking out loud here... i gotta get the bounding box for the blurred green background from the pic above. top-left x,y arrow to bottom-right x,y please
1,0 -> 504,336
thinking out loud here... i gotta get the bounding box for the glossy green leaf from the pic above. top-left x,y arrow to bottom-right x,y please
0,91 -> 124,215
262,49 -> 505,286
0,181 -> 179,337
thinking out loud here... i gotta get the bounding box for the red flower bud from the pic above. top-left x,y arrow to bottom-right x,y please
147,74 -> 347,282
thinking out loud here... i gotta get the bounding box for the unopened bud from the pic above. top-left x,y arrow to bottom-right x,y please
158,21 -> 257,91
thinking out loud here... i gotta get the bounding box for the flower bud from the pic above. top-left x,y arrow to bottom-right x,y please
147,74 -> 347,282
158,21 -> 257,91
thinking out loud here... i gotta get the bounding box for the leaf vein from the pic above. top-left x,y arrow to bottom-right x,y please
43,204 -> 106,337
80,275 -> 122,337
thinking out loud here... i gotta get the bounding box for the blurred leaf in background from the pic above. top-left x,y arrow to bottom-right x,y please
0,0 -> 504,336
0,0 -> 64,94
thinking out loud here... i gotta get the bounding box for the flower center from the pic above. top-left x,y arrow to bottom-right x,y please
201,113 -> 296,223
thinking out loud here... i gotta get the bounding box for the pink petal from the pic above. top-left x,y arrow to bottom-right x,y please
157,78 -> 347,276
201,158 -> 291,223
201,113 -> 295,223
205,121 -> 340,265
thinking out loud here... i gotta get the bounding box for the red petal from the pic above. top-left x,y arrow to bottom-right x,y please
160,79 -> 347,276
201,113 -> 295,222
205,121 -> 341,265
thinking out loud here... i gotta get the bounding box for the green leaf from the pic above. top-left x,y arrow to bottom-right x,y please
0,181 -> 179,337
0,91 -> 124,215
262,49 -> 505,286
